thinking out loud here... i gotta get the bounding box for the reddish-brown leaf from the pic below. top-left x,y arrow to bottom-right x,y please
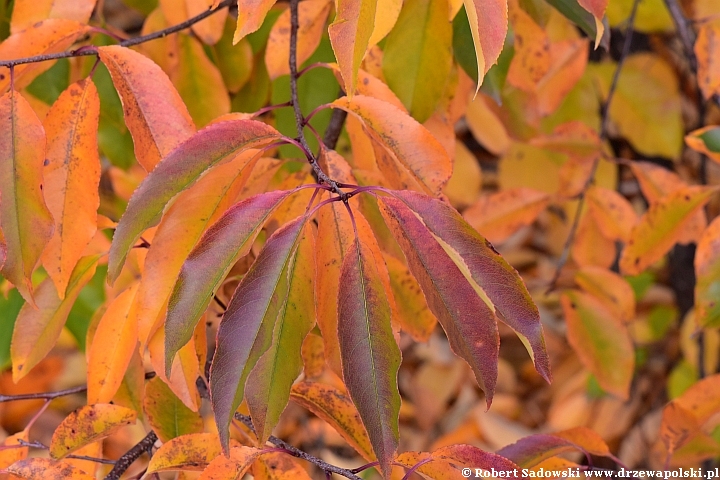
462,0 -> 508,88
98,45 -> 196,172
498,427 -> 611,467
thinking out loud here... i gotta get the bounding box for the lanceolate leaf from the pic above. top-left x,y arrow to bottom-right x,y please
382,0 -> 453,123
290,381 -> 375,461
49,404 -> 137,459
331,95 -> 452,194
245,226 -> 316,443
0,91 -> 54,304
561,290 -> 634,399
328,0 -> 377,96
210,215 -> 307,452
389,190 -> 551,383
379,195 -> 500,404
498,427 -> 611,468
462,0 -> 508,89
234,0 -> 278,43
165,190 -> 294,365
41,78 -> 101,299
338,238 -> 401,477
11,255 -> 99,382
107,119 -> 282,283
98,45 -> 196,171
619,185 -> 719,275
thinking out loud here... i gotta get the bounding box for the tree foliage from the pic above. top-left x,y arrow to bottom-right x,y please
0,0 -> 720,478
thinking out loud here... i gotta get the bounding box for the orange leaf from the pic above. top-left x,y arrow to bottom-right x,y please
329,0 -> 376,96
86,283 -> 140,404
147,433 -> 221,473
620,186 -> 718,275
252,452 -> 313,479
696,216 -> 720,327
49,404 -> 137,459
572,210 -> 617,269
385,254 -> 437,342
0,90 -> 54,304
40,79 -> 101,299
462,0 -> 508,89
148,325 -> 202,411
10,0 -> 95,34
574,266 -> 635,323
188,0 -> 228,45
327,63 -> 406,112
577,0 -> 608,47
695,21 -> 720,100
11,256 -> 99,382
465,95 -> 510,156
234,0 -> 278,43
332,95 -> 452,194
561,290 -> 634,399
266,0 -> 331,80
5,458 -> 96,480
585,186 -> 637,243
498,427 -> 611,467
98,45 -> 196,171
506,6 -> 550,92
0,430 -> 29,470
0,20 -> 90,91
198,446 -> 264,480
463,188 -> 550,244
290,381 -> 375,461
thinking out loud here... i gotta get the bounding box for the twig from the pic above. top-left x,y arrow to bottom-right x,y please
0,385 -> 87,403
288,0 -> 344,198
16,440 -> 116,465
546,0 -> 640,292
104,431 -> 158,480
234,413 -> 363,480
0,0 -> 236,68
323,106 -> 348,150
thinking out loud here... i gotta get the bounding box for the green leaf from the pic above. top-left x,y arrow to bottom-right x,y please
337,238 -> 401,478
210,215 -> 307,452
165,190 -> 294,370
544,0 -> 597,39
383,0 -> 453,122
245,226 -> 316,443
107,119 -> 282,283
144,376 -> 204,443
0,287 -> 25,369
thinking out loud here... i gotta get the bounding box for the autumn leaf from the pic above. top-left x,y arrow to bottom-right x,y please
40,78 -> 101,299
49,404 -> 137,458
338,238 -> 401,477
147,433 -> 222,473
199,446 -> 264,480
210,215 -> 308,451
585,185 -> 637,243
462,0 -> 508,89
695,216 -> 720,327
5,458 -> 96,480
107,119 -> 282,283
695,21 -> 720,100
10,0 -> 95,34
252,452 -> 313,480
144,376 -> 204,442
574,266 -> 635,323
498,427 -> 612,467
98,45 -> 196,171
234,0 -> 278,43
328,0 -> 376,97
685,125 -> 720,165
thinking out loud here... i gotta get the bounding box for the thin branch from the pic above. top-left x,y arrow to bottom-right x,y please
104,431 -> 158,480
0,0 -> 236,68
16,440 -> 116,465
0,385 -> 87,403
234,413 -> 363,480
323,106 -> 348,150
546,0 -> 640,292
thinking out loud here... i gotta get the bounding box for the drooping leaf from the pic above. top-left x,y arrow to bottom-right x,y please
107,119 -> 282,283
173,34 -> 231,128
561,290 -> 634,399
11,255 -> 99,382
5,458 -> 96,480
144,376 -> 204,443
49,404 -> 137,459
0,90 -> 54,304
146,433 -> 221,473
137,149 -> 261,349
619,186 -> 718,275
165,189 -> 294,365
98,45 -> 196,171
498,427 -> 611,467
337,238 -> 401,477
696,216 -> 720,327
198,446 -> 264,480
0,20 -> 90,91
40,78 -> 101,299
290,381 -> 375,461
234,0 -> 278,43
210,215 -> 307,451
245,226 -> 316,442
382,0 -> 453,123
328,0 -> 376,96
461,0 -> 507,91
695,22 -> 720,100
463,188 -> 550,244
266,0 -> 332,80
577,0 -> 607,47
332,95 -> 452,194
379,195 -> 500,404
86,283 -> 140,404
387,191 -> 551,382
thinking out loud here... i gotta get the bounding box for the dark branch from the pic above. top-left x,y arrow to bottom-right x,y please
0,385 -> 87,403
234,413 -> 363,480
323,105 -> 348,150
104,431 -> 158,480
0,0 -> 236,68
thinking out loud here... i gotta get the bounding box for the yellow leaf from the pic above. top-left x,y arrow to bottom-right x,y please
199,446 -> 264,480
575,266 -> 635,322
188,0 -> 228,45
6,458 -> 96,480
147,433 -> 222,473
252,452 -> 313,479
49,404 -> 137,459
465,95 -> 510,156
